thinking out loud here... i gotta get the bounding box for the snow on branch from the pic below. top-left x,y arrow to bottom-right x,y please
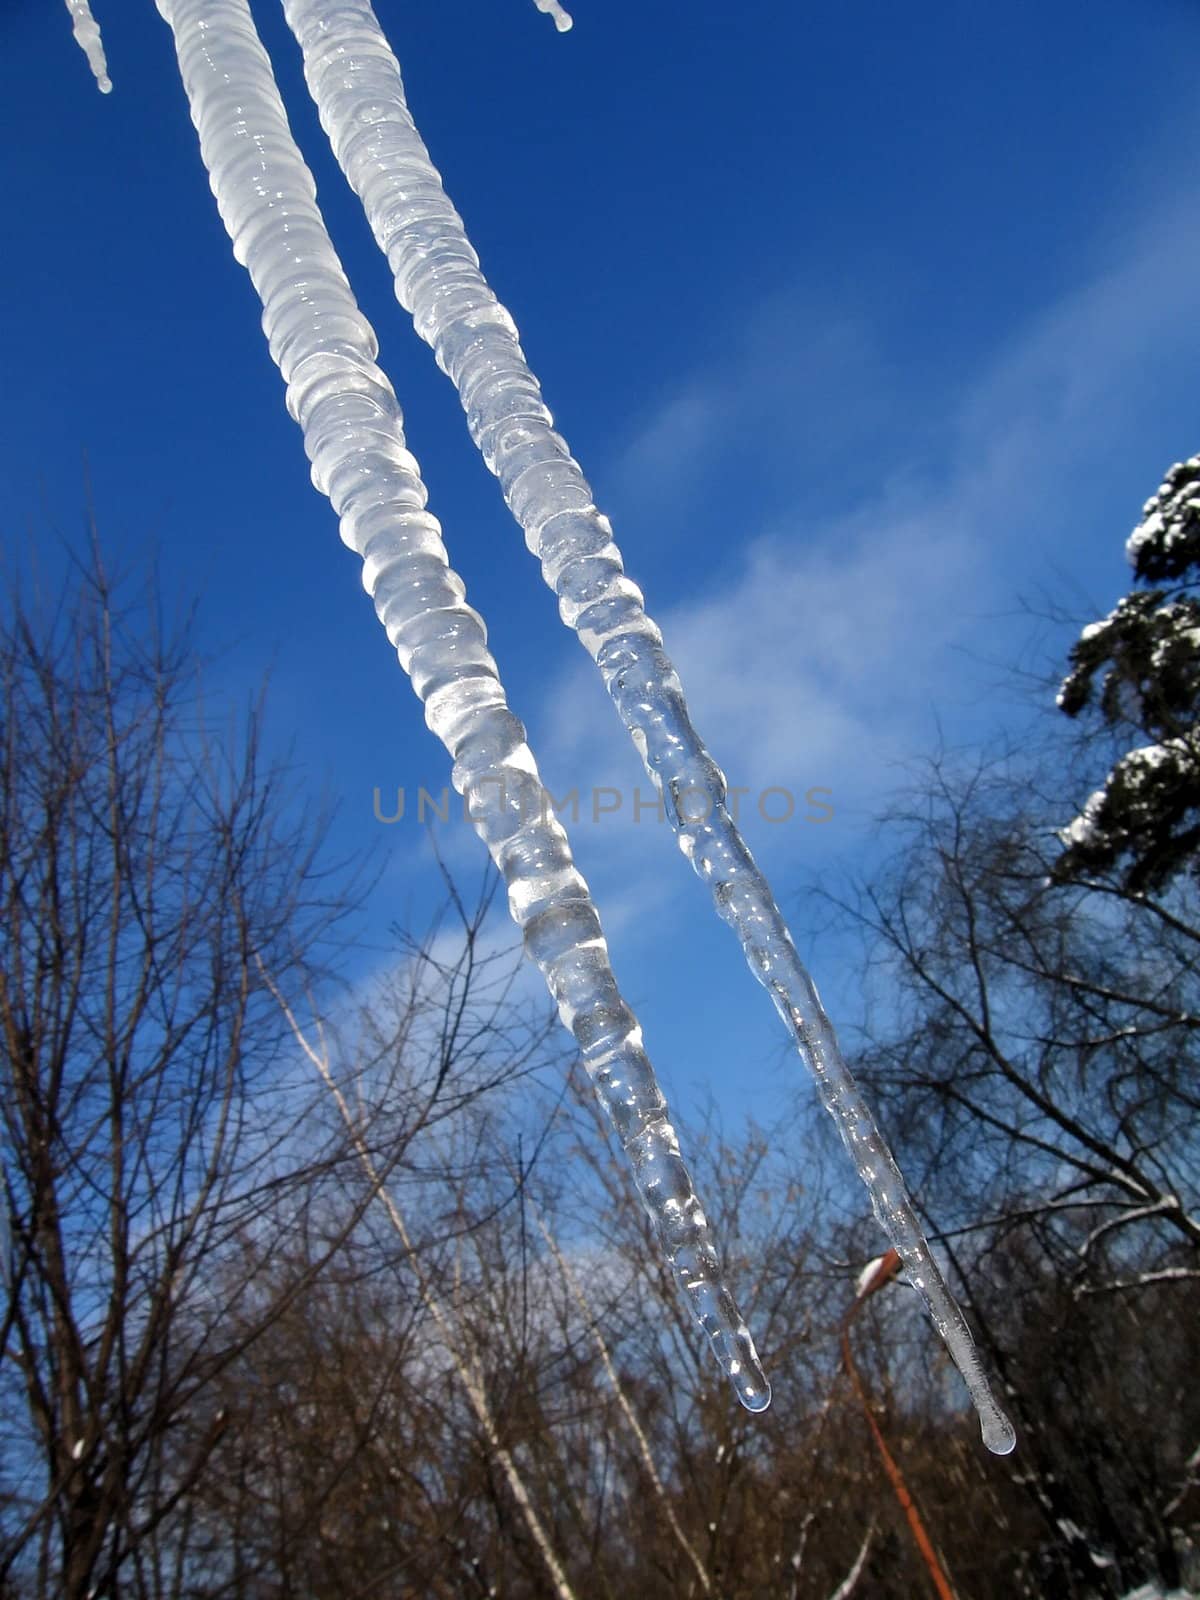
1126,455 -> 1200,582
1076,1266 -> 1200,1298
1056,452 -> 1200,892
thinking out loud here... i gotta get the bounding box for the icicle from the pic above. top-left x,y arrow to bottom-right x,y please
532,0 -> 574,31
153,0 -> 768,1415
279,0 -> 1015,1454
64,0 -> 111,93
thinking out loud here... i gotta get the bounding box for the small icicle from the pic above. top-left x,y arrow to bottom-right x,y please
533,0 -> 574,30
64,0 -> 112,93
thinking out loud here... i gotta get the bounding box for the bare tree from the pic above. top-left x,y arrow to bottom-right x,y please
30,536 -> 1192,1593
811,744 -> 1200,1594
166,871 -> 581,1599
0,543 -> 359,1597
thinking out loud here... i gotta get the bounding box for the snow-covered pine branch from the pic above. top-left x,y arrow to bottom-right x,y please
1057,455 -> 1200,893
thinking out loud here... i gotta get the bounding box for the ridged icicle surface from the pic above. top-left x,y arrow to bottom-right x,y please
280,0 -> 1015,1454
153,0 -> 769,1414
65,0 -> 111,92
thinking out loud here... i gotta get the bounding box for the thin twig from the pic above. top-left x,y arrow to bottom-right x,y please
257,957 -> 580,1600
532,1198 -> 713,1595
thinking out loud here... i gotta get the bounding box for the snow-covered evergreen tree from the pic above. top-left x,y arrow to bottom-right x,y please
1056,455 -> 1200,893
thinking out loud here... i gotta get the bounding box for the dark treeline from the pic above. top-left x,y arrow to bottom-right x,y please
2,524 -> 1198,1599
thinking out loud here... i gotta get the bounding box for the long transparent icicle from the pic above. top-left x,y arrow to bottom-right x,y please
64,0 -> 111,92
154,0 -> 768,1414
281,0 -> 1014,1453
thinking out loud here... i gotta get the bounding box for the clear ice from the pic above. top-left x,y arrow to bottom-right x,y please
279,0 -> 1015,1453
65,0 -> 111,93
153,0 -> 768,1414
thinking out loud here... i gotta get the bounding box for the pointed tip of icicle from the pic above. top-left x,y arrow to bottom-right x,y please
735,1375 -> 772,1414
726,1351 -> 772,1414
981,1408 -> 1017,1456
533,0 -> 574,31
65,0 -> 112,92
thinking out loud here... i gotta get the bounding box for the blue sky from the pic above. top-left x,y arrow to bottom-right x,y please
5,0 -> 1200,1152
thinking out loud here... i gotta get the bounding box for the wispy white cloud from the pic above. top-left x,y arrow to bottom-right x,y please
613,380 -> 724,501
533,184 -> 1200,929
352,169 -> 1200,1104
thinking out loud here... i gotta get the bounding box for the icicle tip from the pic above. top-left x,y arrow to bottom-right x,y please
734,1372 -> 772,1414
65,0 -> 112,92
533,0 -> 574,31
981,1408 -> 1017,1456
